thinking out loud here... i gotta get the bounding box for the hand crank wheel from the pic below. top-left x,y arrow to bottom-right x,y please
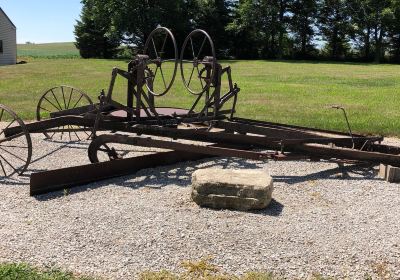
0,104 -> 32,178
143,27 -> 179,97
36,85 -> 93,141
180,29 -> 216,96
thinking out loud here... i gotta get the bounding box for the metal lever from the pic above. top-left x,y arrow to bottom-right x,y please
331,105 -> 355,149
91,89 -> 106,139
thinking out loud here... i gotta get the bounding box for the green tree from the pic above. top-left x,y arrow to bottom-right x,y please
227,0 -> 261,58
388,0 -> 400,62
347,0 -> 375,61
107,0 -> 192,53
369,0 -> 394,62
289,0 -> 318,58
229,0 -> 292,59
74,0 -> 121,58
318,0 -> 352,60
191,0 -> 233,56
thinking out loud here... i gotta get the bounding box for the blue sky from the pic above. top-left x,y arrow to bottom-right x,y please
0,0 -> 82,43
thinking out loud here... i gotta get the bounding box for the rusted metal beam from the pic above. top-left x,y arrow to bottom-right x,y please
230,117 -> 373,138
88,134 -> 281,162
297,144 -> 400,167
30,150 -> 211,196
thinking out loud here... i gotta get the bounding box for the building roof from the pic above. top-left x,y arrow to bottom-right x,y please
0,7 -> 16,29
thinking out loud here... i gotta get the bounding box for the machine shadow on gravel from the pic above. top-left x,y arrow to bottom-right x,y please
273,162 -> 379,185
34,157 -> 264,201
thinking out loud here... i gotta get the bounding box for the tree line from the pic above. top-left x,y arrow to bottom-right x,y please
74,0 -> 400,63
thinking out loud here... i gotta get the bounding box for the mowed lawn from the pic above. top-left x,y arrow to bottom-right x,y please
17,42 -> 79,58
0,57 -> 400,136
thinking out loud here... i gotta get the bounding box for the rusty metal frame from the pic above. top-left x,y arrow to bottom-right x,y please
1,27 -> 400,196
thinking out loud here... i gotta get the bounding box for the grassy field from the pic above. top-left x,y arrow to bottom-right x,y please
1,57 -> 400,136
17,42 -> 79,58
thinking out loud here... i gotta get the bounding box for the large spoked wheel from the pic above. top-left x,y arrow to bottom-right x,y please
143,27 -> 179,97
0,104 -> 32,178
36,86 -> 93,141
180,29 -> 216,96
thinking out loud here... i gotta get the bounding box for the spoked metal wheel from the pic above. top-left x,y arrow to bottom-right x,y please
36,86 -> 93,141
0,104 -> 32,178
143,27 -> 179,96
180,29 -> 216,95
88,135 -> 161,163
89,143 -> 127,163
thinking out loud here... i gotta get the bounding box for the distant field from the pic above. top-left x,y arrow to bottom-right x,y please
17,42 -> 79,58
1,58 -> 400,136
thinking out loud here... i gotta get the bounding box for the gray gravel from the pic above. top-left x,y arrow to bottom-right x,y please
1,134 -> 400,279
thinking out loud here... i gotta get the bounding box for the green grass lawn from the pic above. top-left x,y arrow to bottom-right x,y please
0,57 -> 399,136
17,42 -> 79,58
0,263 -> 94,280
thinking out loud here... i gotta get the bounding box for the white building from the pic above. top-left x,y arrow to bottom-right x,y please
0,7 -> 17,65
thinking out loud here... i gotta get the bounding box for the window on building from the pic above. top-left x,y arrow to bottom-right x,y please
0,40 -> 3,53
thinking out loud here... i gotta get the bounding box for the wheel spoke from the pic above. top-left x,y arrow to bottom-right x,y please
50,90 -> 63,111
44,96 -> 62,112
187,66 -> 196,87
160,34 -> 168,58
0,146 -> 26,163
196,66 -> 204,88
152,38 -> 159,58
61,86 -> 67,109
71,94 -> 84,109
159,66 -> 168,89
190,37 -> 196,58
39,106 -> 52,113
67,87 -> 74,109
197,36 -> 207,58
0,109 -> 4,122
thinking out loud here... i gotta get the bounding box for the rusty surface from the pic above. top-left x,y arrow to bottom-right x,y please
30,150 -> 211,196
1,26 -> 400,192
108,107 -> 190,118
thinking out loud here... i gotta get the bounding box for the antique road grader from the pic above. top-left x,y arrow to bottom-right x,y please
1,27 -> 400,196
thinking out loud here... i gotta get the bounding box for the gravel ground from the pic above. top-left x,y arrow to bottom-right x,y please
1,133 -> 400,279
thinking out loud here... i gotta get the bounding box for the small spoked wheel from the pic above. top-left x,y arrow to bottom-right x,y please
88,135 -> 160,163
0,104 -> 32,178
143,27 -> 179,97
180,29 -> 216,95
89,143 -> 126,163
36,86 -> 93,141
88,135 -> 132,163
